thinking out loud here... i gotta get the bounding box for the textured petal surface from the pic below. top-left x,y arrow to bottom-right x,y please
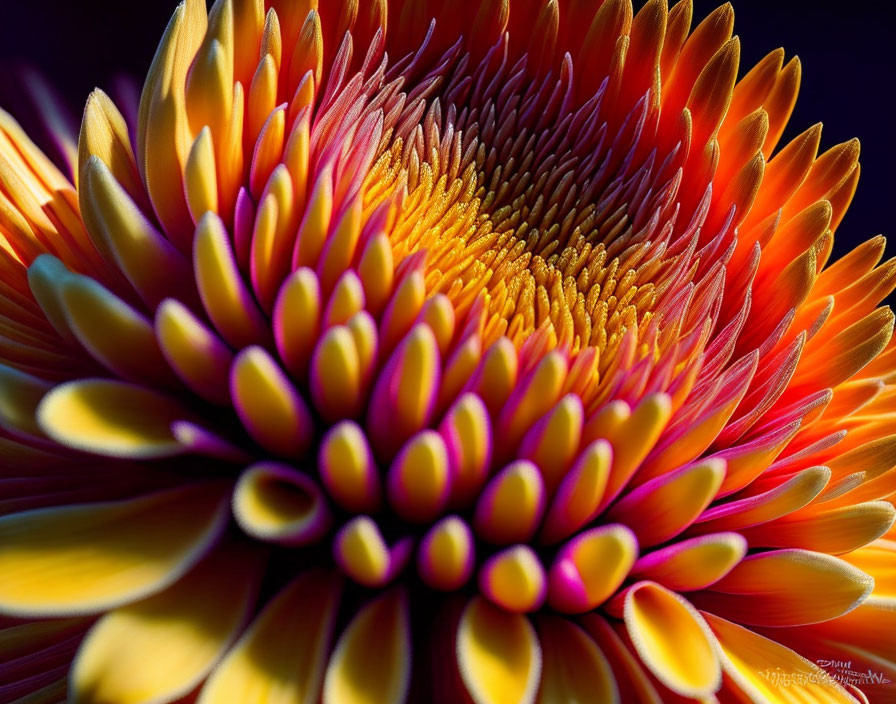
623,581 -> 722,698
704,612 -> 858,704
692,550 -> 874,626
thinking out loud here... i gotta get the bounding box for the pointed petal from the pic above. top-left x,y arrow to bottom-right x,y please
81,155 -> 193,309
608,458 -> 725,546
839,539 -> 896,599
692,466 -> 830,532
740,501 -> 895,555
692,549 -> 874,626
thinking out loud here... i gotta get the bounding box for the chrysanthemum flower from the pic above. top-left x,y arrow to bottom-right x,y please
0,0 -> 894,702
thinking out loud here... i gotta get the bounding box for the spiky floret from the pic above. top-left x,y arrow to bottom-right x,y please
0,0 -> 894,702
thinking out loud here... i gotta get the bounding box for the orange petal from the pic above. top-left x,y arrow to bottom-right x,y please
704,612 -> 858,704
692,549 -> 873,626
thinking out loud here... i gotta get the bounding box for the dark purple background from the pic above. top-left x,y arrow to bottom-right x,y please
0,0 -> 892,265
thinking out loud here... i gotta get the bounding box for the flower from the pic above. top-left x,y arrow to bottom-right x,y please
0,0 -> 894,702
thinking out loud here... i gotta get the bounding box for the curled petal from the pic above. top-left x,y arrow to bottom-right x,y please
547,524 -> 638,614
457,596 -> 541,704
232,463 -> 331,546
622,581 -> 722,699
37,379 -> 188,459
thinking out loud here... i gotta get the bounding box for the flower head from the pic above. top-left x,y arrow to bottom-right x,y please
0,0 -> 894,702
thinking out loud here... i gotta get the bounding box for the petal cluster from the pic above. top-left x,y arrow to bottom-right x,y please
0,0 -> 893,702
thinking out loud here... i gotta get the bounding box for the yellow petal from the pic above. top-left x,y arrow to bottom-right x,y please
311,325 -> 362,420
78,89 -> 142,205
37,379 -> 186,458
704,612 -> 858,704
81,156 -> 194,310
199,569 -> 341,704
71,545 -> 260,704
585,394 -> 672,506
547,524 -> 638,613
457,596 -> 541,704
332,515 -> 395,588
137,0 -> 206,249
479,545 -> 547,613
232,462 -> 331,546
323,588 -> 411,704
536,616 -> 619,704
155,297 -> 233,405
185,126 -> 218,221
272,267 -> 320,379
540,439 -> 611,544
58,269 -> 176,387
194,212 -> 270,349
0,484 -> 228,617
473,460 -> 545,545
580,614 -> 663,704
230,345 -> 313,458
0,364 -> 51,438
624,581 -> 721,698
519,394 -> 583,491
